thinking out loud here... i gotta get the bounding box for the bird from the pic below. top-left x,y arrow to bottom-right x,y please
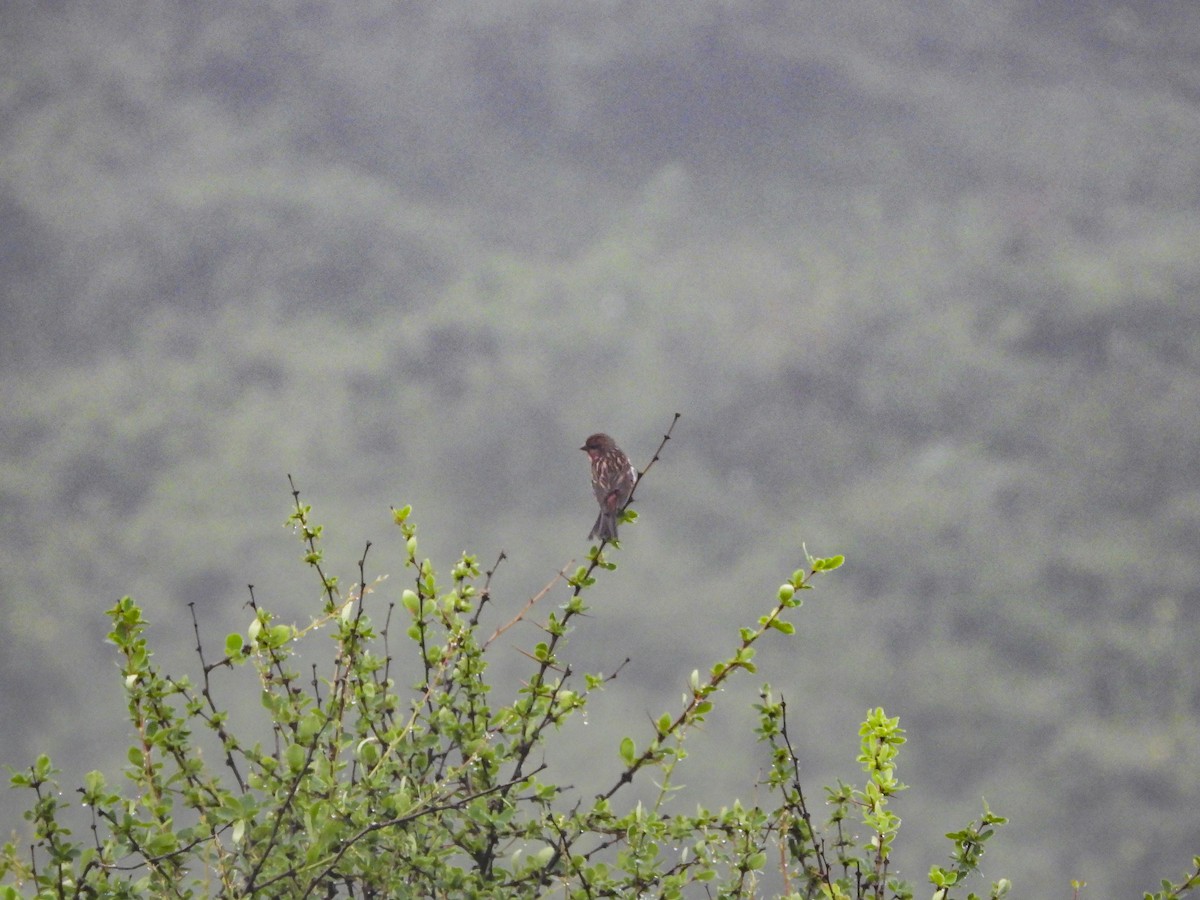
581,433 -> 637,542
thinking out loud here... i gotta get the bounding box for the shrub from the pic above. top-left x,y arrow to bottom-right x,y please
11,428 -> 1183,898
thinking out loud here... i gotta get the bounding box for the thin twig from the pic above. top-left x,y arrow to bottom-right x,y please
484,563 -> 572,648
469,550 -> 507,628
625,411 -> 681,507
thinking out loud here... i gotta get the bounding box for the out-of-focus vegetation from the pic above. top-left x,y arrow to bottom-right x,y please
2,2 -> 1199,895
9,508 -> 950,898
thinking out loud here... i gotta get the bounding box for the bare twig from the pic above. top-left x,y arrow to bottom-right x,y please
469,550 -> 507,628
624,411 -> 681,508
484,563 -> 572,648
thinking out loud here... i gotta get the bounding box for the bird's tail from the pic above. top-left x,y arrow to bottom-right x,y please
588,511 -> 618,542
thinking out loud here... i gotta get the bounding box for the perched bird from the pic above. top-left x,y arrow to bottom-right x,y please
581,433 -> 637,542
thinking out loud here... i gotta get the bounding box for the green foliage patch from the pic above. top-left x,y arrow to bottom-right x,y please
0,435 -> 1036,900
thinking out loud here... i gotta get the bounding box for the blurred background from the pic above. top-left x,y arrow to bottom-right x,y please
3,1 -> 1200,895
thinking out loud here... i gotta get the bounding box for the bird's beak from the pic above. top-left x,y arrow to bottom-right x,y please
579,445 -> 587,452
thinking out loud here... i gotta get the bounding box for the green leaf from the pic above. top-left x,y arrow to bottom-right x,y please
145,830 -> 179,857
814,554 -> 845,571
620,736 -> 636,764
83,770 -> 107,796
286,743 -> 307,772
357,738 -> 381,768
298,711 -> 324,742
33,754 -> 53,780
225,633 -> 244,656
